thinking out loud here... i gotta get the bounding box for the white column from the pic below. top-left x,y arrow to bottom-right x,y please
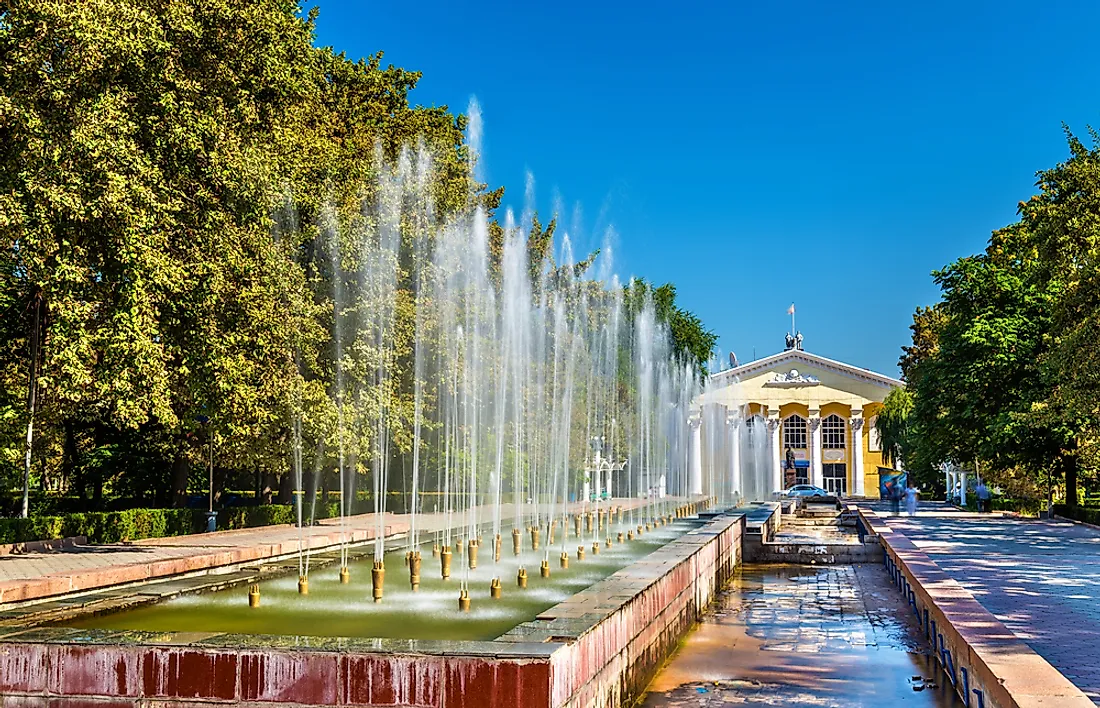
605,467 -> 612,499
959,469 -> 967,507
689,416 -> 703,496
810,413 -> 823,488
944,465 -> 951,503
592,449 -> 601,500
768,415 -> 782,493
851,417 -> 865,497
728,414 -> 742,499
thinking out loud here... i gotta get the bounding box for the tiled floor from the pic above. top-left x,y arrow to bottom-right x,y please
0,498 -> 665,595
866,501 -> 1100,704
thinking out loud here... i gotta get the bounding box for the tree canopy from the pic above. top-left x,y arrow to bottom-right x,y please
893,127 -> 1100,505
0,0 -> 718,515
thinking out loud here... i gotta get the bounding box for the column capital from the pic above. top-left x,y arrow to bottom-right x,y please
688,414 -> 701,429
809,417 -> 822,431
850,416 -> 865,430
726,414 -> 740,429
766,417 -> 780,432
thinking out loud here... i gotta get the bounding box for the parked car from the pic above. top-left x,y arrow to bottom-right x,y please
785,484 -> 828,498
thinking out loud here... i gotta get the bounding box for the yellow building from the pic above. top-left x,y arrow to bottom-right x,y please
696,340 -> 902,498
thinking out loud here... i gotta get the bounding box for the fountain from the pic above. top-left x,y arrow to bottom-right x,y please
1,101 -> 754,708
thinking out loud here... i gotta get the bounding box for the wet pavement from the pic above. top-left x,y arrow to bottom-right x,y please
643,564 -> 963,707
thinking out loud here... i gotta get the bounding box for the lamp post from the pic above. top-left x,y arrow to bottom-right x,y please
196,415 -> 216,532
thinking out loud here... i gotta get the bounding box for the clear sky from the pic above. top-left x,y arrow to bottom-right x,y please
311,1 -> 1100,377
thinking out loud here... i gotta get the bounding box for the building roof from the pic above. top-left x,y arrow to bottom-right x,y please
709,348 -> 903,390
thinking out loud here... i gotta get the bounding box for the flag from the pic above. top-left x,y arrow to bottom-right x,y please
787,303 -> 795,315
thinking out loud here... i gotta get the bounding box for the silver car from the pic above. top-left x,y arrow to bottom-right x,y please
785,484 -> 828,498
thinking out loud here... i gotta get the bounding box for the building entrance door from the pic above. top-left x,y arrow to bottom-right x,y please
823,463 -> 847,496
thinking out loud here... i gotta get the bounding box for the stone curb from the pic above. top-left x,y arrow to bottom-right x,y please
853,505 -> 1094,708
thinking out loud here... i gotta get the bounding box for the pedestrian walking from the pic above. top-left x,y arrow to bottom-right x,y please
976,481 -> 991,513
886,480 -> 901,515
905,483 -> 919,516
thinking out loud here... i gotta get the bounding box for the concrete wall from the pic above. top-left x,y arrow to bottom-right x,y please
857,506 -> 1093,708
542,514 -> 743,707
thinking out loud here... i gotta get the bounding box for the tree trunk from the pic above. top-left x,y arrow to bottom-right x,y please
21,291 -> 43,519
261,471 -> 276,505
1065,454 -> 1079,507
277,472 -> 293,505
171,447 -> 190,508
62,419 -> 78,495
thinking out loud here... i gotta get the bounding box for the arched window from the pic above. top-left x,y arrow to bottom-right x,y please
823,414 -> 846,449
743,415 -> 765,449
783,415 -> 807,449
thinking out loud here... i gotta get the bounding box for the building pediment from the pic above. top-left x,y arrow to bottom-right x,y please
763,368 -> 821,388
709,349 -> 902,391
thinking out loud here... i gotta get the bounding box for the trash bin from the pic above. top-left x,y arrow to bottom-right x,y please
205,510 -> 217,533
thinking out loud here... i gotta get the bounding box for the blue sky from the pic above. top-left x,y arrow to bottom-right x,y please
312,1 -> 1100,376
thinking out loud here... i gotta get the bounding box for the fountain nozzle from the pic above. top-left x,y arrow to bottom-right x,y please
468,539 -> 478,569
490,577 -> 502,599
517,567 -> 528,588
540,559 -> 551,578
298,575 -> 309,595
577,545 -> 586,561
248,584 -> 260,608
560,551 -> 569,568
494,533 -> 502,562
530,527 -> 540,551
339,566 -> 350,584
592,541 -> 600,555
409,551 -> 422,591
441,547 -> 453,579
371,560 -> 385,603
458,589 -> 471,612
512,528 -> 522,555
617,531 -> 624,543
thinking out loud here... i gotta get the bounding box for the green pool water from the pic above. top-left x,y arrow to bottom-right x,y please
69,521 -> 692,642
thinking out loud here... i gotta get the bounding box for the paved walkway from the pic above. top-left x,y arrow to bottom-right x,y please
862,501 -> 1100,704
643,564 -> 962,707
0,497 -> 670,605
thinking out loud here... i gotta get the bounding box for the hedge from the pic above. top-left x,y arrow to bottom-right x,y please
1053,504 -> 1100,526
0,508 -> 197,546
0,500 -> 364,546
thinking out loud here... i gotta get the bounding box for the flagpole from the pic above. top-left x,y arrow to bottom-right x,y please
791,306 -> 795,336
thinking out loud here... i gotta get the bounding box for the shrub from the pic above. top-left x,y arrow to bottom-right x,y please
219,505 -> 297,530
0,504 -> 311,546
1054,504 -> 1100,526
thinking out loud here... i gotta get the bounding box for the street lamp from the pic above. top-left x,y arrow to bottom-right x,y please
195,415 -> 216,532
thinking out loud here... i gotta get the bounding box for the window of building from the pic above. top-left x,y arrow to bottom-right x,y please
783,415 -> 807,449
743,415 -> 765,450
868,415 -> 881,452
822,414 -> 846,449
823,463 -> 847,496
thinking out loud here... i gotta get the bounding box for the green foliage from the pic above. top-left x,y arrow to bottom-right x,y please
218,505 -> 296,530
0,0 -> 718,516
901,127 -> 1100,504
1053,504 -> 1100,526
624,280 -> 716,377
875,388 -> 912,469
0,508 -> 195,544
